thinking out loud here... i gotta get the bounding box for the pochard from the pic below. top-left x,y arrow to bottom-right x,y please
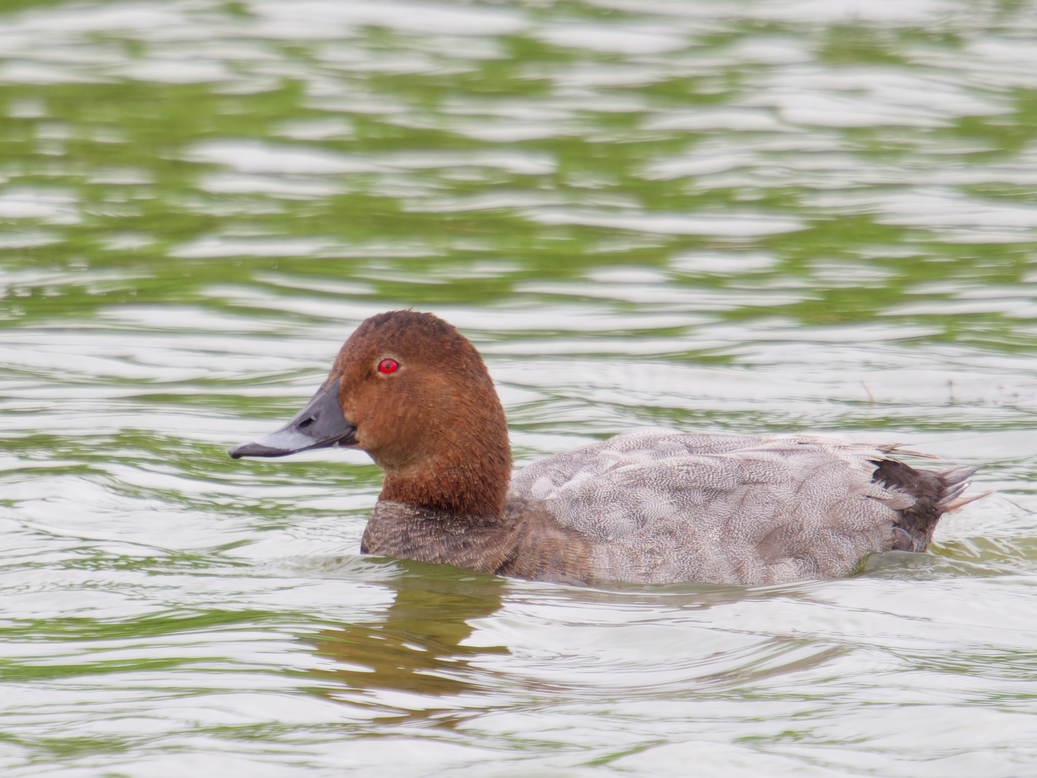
230,310 -> 980,586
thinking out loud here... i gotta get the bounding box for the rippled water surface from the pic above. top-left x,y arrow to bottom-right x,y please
3,0 -> 1037,775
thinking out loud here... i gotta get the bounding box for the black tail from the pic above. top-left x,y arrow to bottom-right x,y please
871,460 -> 979,552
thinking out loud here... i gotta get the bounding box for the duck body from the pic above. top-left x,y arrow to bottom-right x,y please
230,310 -> 978,587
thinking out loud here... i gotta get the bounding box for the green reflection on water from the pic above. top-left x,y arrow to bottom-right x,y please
0,4 -> 1031,337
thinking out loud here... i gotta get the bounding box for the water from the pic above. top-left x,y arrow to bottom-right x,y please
2,0 -> 1037,775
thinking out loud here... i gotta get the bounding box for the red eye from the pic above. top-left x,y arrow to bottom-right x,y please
378,358 -> 399,375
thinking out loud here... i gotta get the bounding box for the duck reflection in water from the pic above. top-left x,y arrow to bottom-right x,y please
302,561 -> 856,722
306,564 -> 509,718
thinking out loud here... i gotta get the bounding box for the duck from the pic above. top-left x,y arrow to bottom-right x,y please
229,310 -> 981,586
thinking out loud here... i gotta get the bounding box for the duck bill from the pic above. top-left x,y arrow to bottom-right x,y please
229,377 -> 357,459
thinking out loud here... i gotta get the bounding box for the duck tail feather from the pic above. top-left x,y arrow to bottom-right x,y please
872,459 -> 985,552
877,443 -> 942,460
942,491 -> 992,513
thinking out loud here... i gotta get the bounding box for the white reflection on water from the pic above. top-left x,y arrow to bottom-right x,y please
528,208 -> 805,236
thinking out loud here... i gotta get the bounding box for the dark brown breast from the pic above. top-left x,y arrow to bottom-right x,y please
361,498 -> 593,583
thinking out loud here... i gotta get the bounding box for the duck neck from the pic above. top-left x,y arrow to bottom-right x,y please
378,434 -> 512,521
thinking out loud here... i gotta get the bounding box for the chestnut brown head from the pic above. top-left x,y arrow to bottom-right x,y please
230,311 -> 512,519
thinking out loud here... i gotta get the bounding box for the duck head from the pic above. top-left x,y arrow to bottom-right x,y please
230,310 -> 512,519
